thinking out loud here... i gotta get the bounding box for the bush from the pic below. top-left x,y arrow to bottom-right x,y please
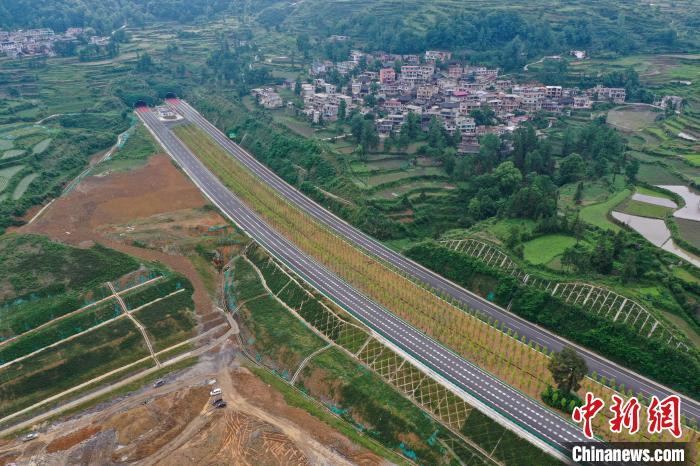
541,385 -> 583,414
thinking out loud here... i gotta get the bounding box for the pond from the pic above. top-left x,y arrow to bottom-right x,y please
612,211 -> 700,268
657,185 -> 700,221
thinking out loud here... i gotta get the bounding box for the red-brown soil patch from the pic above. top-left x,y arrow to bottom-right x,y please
46,425 -> 102,453
231,368 -> 383,466
21,154 -> 220,318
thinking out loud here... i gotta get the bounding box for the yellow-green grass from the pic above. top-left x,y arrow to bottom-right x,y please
683,154 -> 700,167
673,267 -> 700,286
580,189 -> 631,231
558,180 -> 615,209
522,235 -> 577,265
675,218 -> 700,250
615,198 -> 674,219
606,107 -> 658,131
635,185 -> 675,201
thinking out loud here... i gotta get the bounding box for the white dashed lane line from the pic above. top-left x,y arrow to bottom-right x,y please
140,110 -> 591,452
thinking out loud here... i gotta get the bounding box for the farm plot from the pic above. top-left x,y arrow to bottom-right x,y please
606,107 -> 659,132
675,218 -> 700,250
615,197 -> 674,219
1,150 -> 25,160
522,234 -> 577,265
361,166 -> 446,188
0,165 -> 24,193
11,173 -> 38,200
579,189 -> 631,231
32,138 -> 51,155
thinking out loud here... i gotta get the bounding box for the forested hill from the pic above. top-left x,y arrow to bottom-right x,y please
262,0 -> 700,68
0,0 -> 271,34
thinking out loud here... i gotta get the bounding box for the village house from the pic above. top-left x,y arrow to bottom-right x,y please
251,87 -> 283,109
417,84 -> 440,100
591,86 -> 626,103
448,64 -> 463,79
294,45 -> 645,148
573,95 -> 593,109
425,50 -> 452,62
379,67 -> 396,84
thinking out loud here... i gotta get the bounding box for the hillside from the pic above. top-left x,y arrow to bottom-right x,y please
267,0 -> 700,66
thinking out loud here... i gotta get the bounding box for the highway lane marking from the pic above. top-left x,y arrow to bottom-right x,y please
171,102 -> 700,421
142,110 -> 595,447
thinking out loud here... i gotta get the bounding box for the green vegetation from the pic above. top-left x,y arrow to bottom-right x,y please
579,189 -> 630,231
0,301 -> 121,364
0,234 -> 139,303
247,364 -> 409,465
0,318 -> 149,418
405,241 -> 700,398
133,289 -> 196,351
242,294 -> 325,374
459,409 -> 560,465
674,218 -> 700,251
236,248 -> 523,464
635,185 -> 676,201
615,198 -> 673,219
121,275 -> 191,310
230,256 -> 267,302
0,234 -> 197,422
101,123 -> 159,172
522,235 -> 577,265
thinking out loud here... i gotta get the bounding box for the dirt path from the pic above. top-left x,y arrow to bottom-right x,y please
109,281 -> 161,368
0,323 -> 234,436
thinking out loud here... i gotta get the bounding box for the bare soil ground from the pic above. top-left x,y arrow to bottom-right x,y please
21,154 -> 221,321
3,153 -> 386,465
0,343 -> 384,466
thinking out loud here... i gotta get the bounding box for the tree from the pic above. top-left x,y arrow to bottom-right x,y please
511,123 -> 538,170
350,114 -> 364,142
625,159 -> 640,183
591,236 -> 614,274
559,153 -> 585,185
427,116 -> 445,149
561,243 -> 590,272
622,253 -> 638,284
493,161 -> 522,195
477,133 -> 500,173
135,52 -> 153,72
548,347 -> 588,394
470,105 -> 496,126
296,33 -> 311,58
574,182 -> 584,205
360,120 -> 379,152
294,78 -> 302,96
401,112 -> 421,140
337,99 -> 347,122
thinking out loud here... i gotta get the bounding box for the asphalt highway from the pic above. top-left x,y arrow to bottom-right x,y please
166,99 -> 699,425
138,107 -> 593,458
